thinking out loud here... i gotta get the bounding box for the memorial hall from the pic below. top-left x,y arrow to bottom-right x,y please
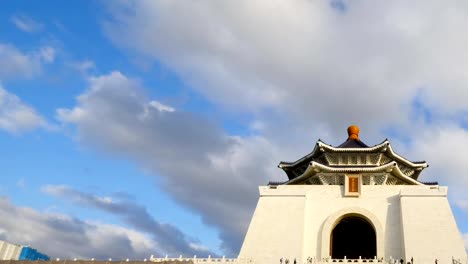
238,126 -> 466,264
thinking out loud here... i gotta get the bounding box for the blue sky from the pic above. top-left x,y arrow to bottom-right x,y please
0,0 -> 467,260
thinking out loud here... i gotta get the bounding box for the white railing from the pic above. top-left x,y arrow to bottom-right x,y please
315,256 -> 468,264
149,255 -> 253,264
323,260 -> 383,263
319,257 -> 386,264
150,255 -> 468,264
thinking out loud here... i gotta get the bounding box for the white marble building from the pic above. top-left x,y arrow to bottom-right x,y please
238,126 -> 466,264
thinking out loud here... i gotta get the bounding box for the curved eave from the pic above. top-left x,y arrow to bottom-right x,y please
278,139 -> 429,172
278,139 -> 387,169
278,142 -> 321,169
284,161 -> 423,186
386,144 -> 428,169
316,139 -> 390,152
391,164 -> 424,185
318,139 -> 428,169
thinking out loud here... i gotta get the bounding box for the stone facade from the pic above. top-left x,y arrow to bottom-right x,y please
238,126 -> 466,264
238,185 -> 465,264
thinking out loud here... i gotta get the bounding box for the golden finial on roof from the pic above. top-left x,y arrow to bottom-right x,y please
347,125 -> 360,141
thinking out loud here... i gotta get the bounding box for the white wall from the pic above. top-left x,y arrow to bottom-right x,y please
0,240 -> 22,260
238,185 -> 465,264
400,187 -> 466,264
239,187 -> 306,264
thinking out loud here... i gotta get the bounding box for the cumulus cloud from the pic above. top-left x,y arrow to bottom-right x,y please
0,86 -> 47,134
42,184 -> 215,257
57,71 -> 280,255
0,197 -> 155,260
103,0 -> 468,137
406,124 -> 468,212
0,44 -> 40,79
11,14 -> 43,33
50,0 -> 468,256
101,0 -> 468,208
0,43 -> 55,79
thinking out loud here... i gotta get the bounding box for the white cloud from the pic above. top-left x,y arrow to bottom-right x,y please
39,47 -> 56,63
249,120 -> 265,132
11,14 -> 43,33
70,60 -> 96,75
409,125 -> 468,205
0,44 -> 40,78
0,86 -> 47,134
138,101 -> 175,121
0,197 -> 155,259
0,43 -> 55,79
50,0 -> 468,256
189,242 -> 210,253
103,0 -> 468,136
456,200 -> 468,210
406,125 -> 468,226
86,222 -> 156,259
42,184 -> 215,257
101,0 -> 468,218
149,101 -> 175,113
57,71 -> 281,255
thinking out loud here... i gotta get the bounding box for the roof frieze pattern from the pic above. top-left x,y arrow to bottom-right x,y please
316,139 -> 390,153
293,173 -> 408,186
284,161 -> 423,186
322,152 -> 422,180
317,140 -> 427,168
279,139 -> 427,169
278,139 -> 428,181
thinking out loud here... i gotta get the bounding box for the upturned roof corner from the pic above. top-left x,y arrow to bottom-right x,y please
276,126 -> 429,186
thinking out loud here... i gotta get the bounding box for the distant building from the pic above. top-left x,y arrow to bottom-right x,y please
238,126 -> 466,264
0,241 -> 22,260
0,240 -> 49,261
18,246 -> 50,261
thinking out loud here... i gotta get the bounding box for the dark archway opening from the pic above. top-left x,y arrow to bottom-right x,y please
330,216 -> 376,259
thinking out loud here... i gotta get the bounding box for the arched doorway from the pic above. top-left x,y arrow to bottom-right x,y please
330,216 -> 376,259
